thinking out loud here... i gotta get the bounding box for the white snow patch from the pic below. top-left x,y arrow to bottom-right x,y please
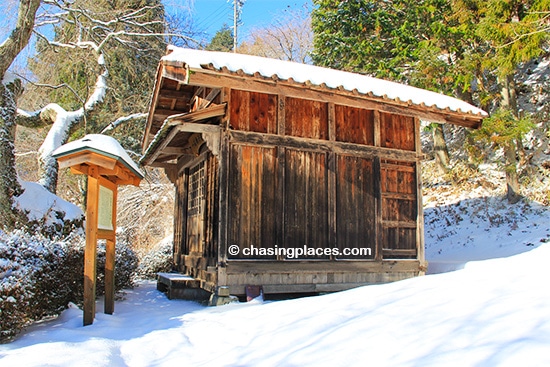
12,180 -> 83,224
1,241 -> 549,366
164,46 -> 488,117
2,71 -> 17,86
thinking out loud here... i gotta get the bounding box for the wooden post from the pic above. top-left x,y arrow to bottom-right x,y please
104,238 -> 115,314
100,178 -> 117,315
84,167 -> 99,326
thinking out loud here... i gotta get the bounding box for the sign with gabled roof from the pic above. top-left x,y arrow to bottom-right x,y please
53,134 -> 143,326
53,134 -> 144,186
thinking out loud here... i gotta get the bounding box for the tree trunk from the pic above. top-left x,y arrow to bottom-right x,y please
500,74 -> 522,203
0,0 -> 41,78
0,82 -> 24,229
504,142 -> 522,204
0,0 -> 41,229
432,123 -> 450,174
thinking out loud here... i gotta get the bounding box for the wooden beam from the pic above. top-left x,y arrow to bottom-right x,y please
175,123 -> 221,134
180,68 -> 484,128
154,108 -> 188,119
226,259 -> 421,274
143,63 -> 166,150
198,88 -> 221,109
163,147 -> 190,155
84,166 -> 99,326
381,220 -> 417,229
149,162 -> 178,169
58,151 -> 117,171
165,103 -> 226,124
228,130 -> 420,162
142,104 -> 225,166
159,89 -> 189,99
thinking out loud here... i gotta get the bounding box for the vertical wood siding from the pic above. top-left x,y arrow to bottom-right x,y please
380,112 -> 415,151
284,149 -> 329,257
285,97 -> 328,140
229,89 -> 277,133
380,160 -> 418,258
336,155 -> 376,259
228,144 -> 278,259
335,105 -> 375,146
173,172 -> 188,270
204,155 -> 219,261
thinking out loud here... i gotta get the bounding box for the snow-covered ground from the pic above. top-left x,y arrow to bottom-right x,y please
1,191 -> 550,366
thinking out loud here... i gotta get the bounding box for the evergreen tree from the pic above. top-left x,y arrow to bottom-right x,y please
462,0 -> 546,202
312,0 -> 549,201
312,0 -> 452,81
311,0 -> 457,172
206,25 -> 234,52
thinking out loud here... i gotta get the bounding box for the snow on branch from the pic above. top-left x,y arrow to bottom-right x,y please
15,2 -> 199,193
101,113 -> 147,133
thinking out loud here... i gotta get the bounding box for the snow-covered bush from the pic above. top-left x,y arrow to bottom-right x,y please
12,181 -> 84,238
0,231 -> 138,342
135,236 -> 174,279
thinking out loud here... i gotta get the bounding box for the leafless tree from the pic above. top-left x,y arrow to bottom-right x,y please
13,1 -> 196,193
238,6 -> 312,63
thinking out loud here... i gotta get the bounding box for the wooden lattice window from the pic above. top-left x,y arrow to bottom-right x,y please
188,163 -> 205,216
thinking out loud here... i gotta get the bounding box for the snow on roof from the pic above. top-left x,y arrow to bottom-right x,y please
163,46 -> 487,118
52,134 -> 144,179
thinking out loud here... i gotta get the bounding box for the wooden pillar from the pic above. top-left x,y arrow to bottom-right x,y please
102,180 -> 118,315
104,238 -> 115,314
84,168 -> 99,326
414,117 -> 426,272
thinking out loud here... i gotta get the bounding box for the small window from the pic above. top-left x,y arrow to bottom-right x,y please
188,163 -> 205,216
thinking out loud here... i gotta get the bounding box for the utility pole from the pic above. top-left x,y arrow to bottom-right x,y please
233,0 -> 238,53
233,0 -> 244,53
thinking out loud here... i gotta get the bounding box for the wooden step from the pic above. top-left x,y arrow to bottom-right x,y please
156,272 -> 210,301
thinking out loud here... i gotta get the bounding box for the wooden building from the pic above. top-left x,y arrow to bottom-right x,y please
141,47 -> 486,297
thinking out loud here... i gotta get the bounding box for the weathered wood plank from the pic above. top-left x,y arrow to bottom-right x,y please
336,154 -> 376,259
380,112 -> 416,151
228,131 -> 420,162
229,89 -> 278,133
335,104 -> 375,146
226,259 -> 421,273
285,97 -> 328,140
228,144 -> 278,259
284,149 -> 329,255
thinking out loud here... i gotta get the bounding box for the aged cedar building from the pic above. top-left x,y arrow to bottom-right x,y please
141,47 -> 486,297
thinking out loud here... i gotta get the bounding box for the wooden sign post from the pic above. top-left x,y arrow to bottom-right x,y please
53,135 -> 143,326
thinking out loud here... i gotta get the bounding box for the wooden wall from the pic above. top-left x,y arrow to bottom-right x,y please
223,89 -> 420,262
175,87 -> 423,293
